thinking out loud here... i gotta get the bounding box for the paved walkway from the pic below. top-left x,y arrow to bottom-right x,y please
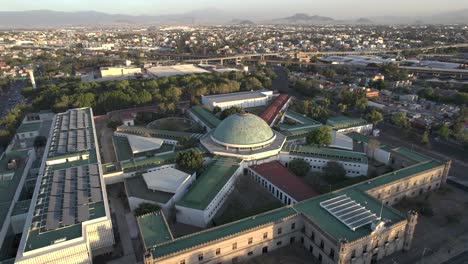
108,186 -> 137,263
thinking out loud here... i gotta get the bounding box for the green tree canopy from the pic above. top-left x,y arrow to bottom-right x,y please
438,125 -> 450,141
306,126 -> 332,147
323,161 -> 346,183
421,131 -> 429,145
220,106 -> 243,120
176,149 -> 204,173
366,109 -> 383,126
288,159 -> 310,177
392,112 -> 409,129
134,203 -> 161,217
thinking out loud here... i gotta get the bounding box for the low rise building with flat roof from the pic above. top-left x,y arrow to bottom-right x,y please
201,90 -> 274,111
0,150 -> 36,262
280,144 -> 369,177
142,153 -> 450,264
260,94 -> 291,126
125,165 -> 195,213
15,108 -> 114,264
327,116 -> 373,134
187,106 -> 221,132
100,66 -> 141,79
146,64 -> 210,78
176,157 -> 243,228
137,211 -> 173,250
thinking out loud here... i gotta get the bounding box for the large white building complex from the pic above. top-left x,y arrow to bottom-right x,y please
15,108 -> 114,264
201,90 -> 274,110
104,90 -> 451,264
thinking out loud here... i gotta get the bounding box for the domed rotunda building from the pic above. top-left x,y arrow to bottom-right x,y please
201,112 -> 286,161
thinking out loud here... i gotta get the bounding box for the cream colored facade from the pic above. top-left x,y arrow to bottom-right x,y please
144,160 -> 450,264
100,67 -> 141,78
147,212 -> 412,264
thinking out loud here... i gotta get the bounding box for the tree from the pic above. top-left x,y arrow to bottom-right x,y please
355,97 -> 368,111
134,203 -> 161,216
288,159 -> 310,177
367,139 -> 380,160
176,149 -> 204,173
220,106 -> 243,120
178,137 -> 199,150
33,136 -> 47,150
321,69 -> 336,79
306,126 -> 332,147
241,77 -> 263,90
366,110 -> 383,127
421,131 -> 429,145
438,125 -> 450,141
323,161 -> 346,183
212,106 -> 222,114
308,104 -> 329,123
338,103 -> 347,113
392,112 -> 409,130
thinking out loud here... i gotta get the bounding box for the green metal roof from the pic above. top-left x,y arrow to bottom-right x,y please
212,113 -> 274,146
189,106 -> 221,129
177,157 -> 241,210
346,132 -> 392,152
121,147 -> 205,173
113,135 -> 133,162
280,126 -> 321,139
12,199 -> 31,216
284,144 -> 368,164
150,207 -> 297,258
354,160 -> 443,192
391,147 -> 432,163
137,211 -> 173,249
0,150 -> 30,230
294,188 -> 405,242
16,122 -> 41,134
280,110 -> 322,131
117,126 -> 204,141
327,116 -> 369,130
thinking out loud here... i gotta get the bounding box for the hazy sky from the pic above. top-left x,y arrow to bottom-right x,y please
0,0 -> 466,18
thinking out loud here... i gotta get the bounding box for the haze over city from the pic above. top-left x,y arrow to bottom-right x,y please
0,0 -> 467,18
0,2 -> 467,264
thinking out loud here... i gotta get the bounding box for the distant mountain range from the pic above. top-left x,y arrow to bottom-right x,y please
229,19 -> 255,25
0,9 -> 466,28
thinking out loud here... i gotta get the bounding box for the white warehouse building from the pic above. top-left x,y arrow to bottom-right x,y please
201,90 -> 274,110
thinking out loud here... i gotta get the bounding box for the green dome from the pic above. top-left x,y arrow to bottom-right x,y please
212,113 -> 275,147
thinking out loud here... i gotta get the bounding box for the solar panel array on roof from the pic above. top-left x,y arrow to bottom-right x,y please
77,205 -> 89,222
49,109 -> 94,156
320,195 -> 379,231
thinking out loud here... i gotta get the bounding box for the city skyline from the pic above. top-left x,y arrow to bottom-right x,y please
0,0 -> 467,19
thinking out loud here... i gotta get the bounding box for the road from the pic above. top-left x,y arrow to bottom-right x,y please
0,81 -> 26,118
107,185 -> 138,263
271,66 -> 302,98
443,250 -> 468,264
377,123 -> 468,181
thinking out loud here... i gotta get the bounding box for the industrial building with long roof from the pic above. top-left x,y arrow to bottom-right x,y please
15,108 -> 114,264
